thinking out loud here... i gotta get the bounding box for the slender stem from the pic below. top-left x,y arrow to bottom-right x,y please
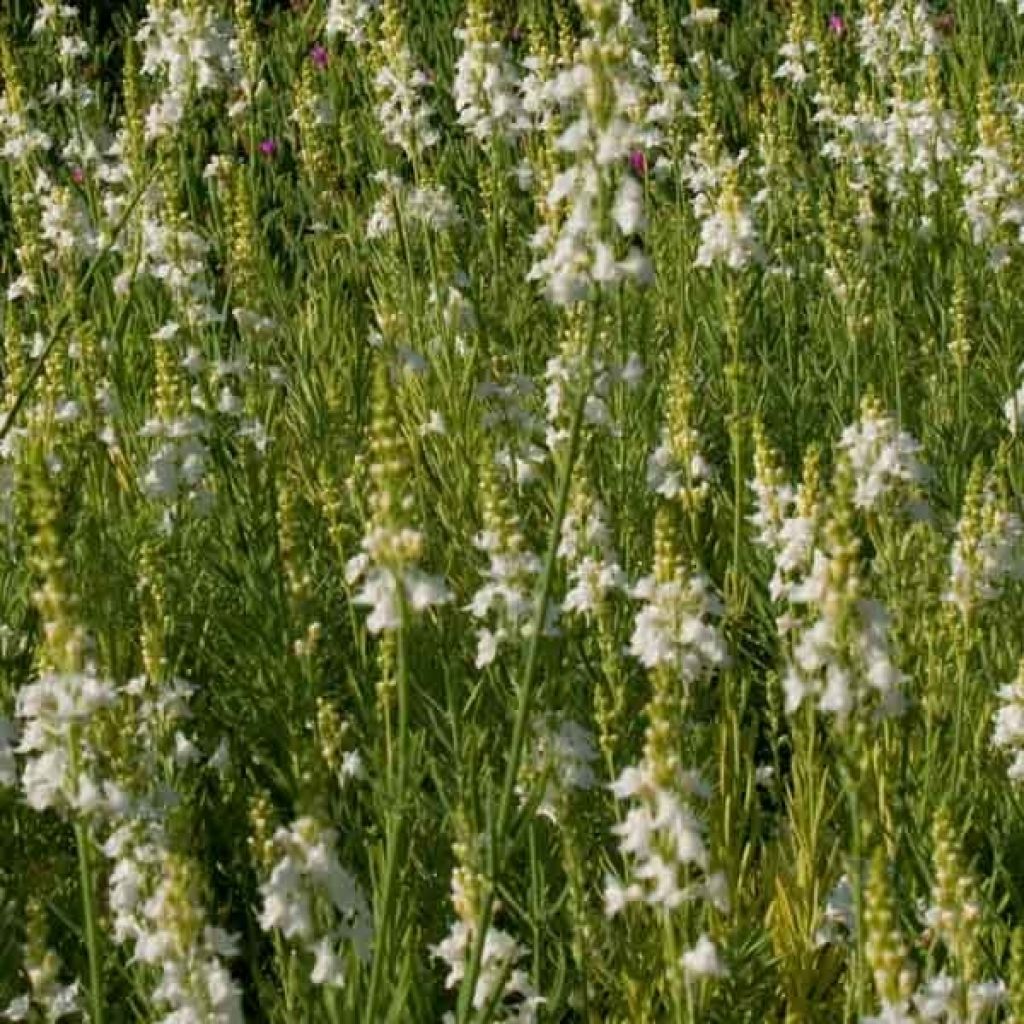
662,913 -> 687,1024
74,820 -> 104,1024
364,813 -> 401,1021
366,616 -> 410,1022
842,750 -> 866,1019
457,314 -> 596,1023
727,279 -> 744,602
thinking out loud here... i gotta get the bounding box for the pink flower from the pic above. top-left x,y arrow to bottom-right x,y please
70,166 -> 86,185
827,13 -> 846,35
310,43 -> 329,69
628,149 -> 648,178
258,138 -> 279,158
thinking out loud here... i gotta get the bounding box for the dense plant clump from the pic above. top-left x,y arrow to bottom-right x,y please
6,0 -> 1024,1020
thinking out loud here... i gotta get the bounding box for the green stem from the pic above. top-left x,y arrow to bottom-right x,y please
662,914 -> 687,1024
74,820 -> 104,1024
457,315 -> 596,1024
842,751 -> 866,1019
366,616 -> 410,1022
727,279 -> 744,600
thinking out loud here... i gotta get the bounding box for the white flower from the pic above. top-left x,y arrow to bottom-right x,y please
837,403 -> 927,512
814,875 -> 855,947
453,13 -> 526,145
1005,381 -> 1024,436
432,865 -> 543,1020
680,934 -> 727,979
606,760 -> 717,914
1,995 -> 30,1021
310,937 -> 345,987
135,1 -> 242,140
15,672 -> 118,816
628,573 -> 727,685
694,191 -> 760,270
993,666 -> 1024,782
946,477 -> 1023,616
326,0 -> 379,46
519,716 -> 599,821
373,43 -> 438,159
525,1 -> 655,304
258,816 -> 373,986
105,821 -> 244,1023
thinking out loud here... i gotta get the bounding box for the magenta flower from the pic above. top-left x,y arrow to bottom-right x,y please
258,138 -> 279,158
827,13 -> 846,35
628,149 -> 648,178
310,43 -> 329,69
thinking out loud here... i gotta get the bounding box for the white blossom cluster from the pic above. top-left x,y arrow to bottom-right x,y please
774,30 -> 817,87
750,457 -> 823,610
365,172 -> 461,240
345,525 -> 453,634
856,1 -> 939,83
326,0 -> 379,47
836,403 -> 928,514
780,541 -> 905,721
518,714 -> 599,822
962,126 -> 1020,267
646,426 -> 713,505
13,671 -> 120,816
468,523 -> 545,669
604,760 -> 729,923
946,480 -> 1023,616
526,0 -> 654,304
0,92 -> 52,164
543,348 -> 642,452
681,133 -> 761,271
133,213 -> 222,327
748,463 -> 797,558
559,497 -> 626,619
119,673 -> 216,806
432,868 -> 543,1023
815,875 -> 855,948
864,977 -> 1006,1024
453,4 -> 527,145
33,1 -> 97,116
36,175 -> 98,265
751,434 -> 906,721
809,11 -> 955,217
643,55 -> 688,176
476,373 -> 547,486
627,570 -> 727,685
258,816 -> 373,988
518,48 -> 560,138
105,821 -> 245,1024
694,182 -> 761,269
1,942 -> 80,1022
373,10 -> 439,161
878,95 -> 957,203
139,411 -> 213,516
135,0 -> 243,140
993,662 -> 1024,782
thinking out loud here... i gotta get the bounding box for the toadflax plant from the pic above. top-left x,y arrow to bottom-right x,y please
5,1 -> 1024,1021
